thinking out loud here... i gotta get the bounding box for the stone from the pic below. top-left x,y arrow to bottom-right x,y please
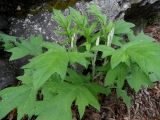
9,12 -> 65,43
0,16 -> 8,31
130,0 -> 158,4
9,0 -> 122,42
8,0 -> 160,42
0,60 -> 16,90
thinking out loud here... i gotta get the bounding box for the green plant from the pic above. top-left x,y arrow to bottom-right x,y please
0,4 -> 160,120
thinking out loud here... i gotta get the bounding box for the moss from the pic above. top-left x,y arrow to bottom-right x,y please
47,0 -> 77,10
29,0 -> 78,15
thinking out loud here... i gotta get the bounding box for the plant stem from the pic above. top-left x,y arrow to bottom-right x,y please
92,37 -> 100,80
92,52 -> 97,80
71,33 -> 75,48
107,27 -> 114,47
103,27 -> 115,66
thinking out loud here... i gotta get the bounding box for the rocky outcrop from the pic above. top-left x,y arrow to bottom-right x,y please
9,0 -> 159,42
9,0 -> 122,42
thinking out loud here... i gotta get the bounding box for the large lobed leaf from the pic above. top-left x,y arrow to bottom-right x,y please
39,82 -> 100,120
35,71 -> 104,120
23,43 -> 92,89
23,48 -> 69,89
127,66 -> 153,92
105,64 -> 128,89
8,35 -> 43,60
0,85 -> 37,120
116,88 -> 131,108
0,33 -> 17,50
115,20 -> 135,34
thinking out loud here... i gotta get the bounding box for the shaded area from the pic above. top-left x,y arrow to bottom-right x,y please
0,0 -> 79,17
124,1 -> 160,33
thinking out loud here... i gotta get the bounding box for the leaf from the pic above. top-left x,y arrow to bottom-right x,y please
116,88 -> 131,108
108,39 -> 160,92
128,66 -> 153,92
75,86 -> 100,118
0,33 -> 17,42
8,35 -> 43,60
52,9 -> 70,29
23,43 -> 92,89
81,22 -> 98,43
91,45 -> 115,58
17,69 -> 33,85
149,73 -> 160,82
112,35 -> 123,46
115,20 -> 135,34
0,33 -> 18,50
17,90 -> 37,120
66,69 -> 90,84
66,69 -> 110,96
42,42 -> 65,52
105,20 -> 114,34
105,64 -> 127,88
69,7 -> 88,29
8,47 -> 30,60
38,81 -> 100,120
128,31 -> 155,42
0,85 -> 37,120
111,48 -> 130,68
52,9 -> 77,40
68,52 -> 92,68
88,4 -> 107,25
36,93 -> 74,120
23,48 -> 69,89
126,40 -> 160,78
116,66 -> 128,88
86,83 -> 111,96
111,39 -> 160,69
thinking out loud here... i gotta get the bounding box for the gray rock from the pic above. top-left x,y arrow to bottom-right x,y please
0,60 -> 16,90
8,0 -> 160,42
130,0 -> 158,4
9,0 -> 122,42
148,0 -> 159,4
0,16 -> 8,30
9,12 -> 65,43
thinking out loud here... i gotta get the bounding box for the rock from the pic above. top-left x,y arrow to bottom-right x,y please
0,60 -> 16,90
147,0 -> 159,4
9,0 -> 122,42
0,0 -> 50,17
0,54 -> 30,90
9,12 -> 65,43
130,0 -> 158,4
124,0 -> 160,33
8,0 -> 160,42
0,16 -> 8,31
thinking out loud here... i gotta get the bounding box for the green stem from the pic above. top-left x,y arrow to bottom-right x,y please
103,27 -> 115,65
71,33 -> 75,48
107,27 -> 114,47
92,37 -> 100,80
92,51 -> 97,80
